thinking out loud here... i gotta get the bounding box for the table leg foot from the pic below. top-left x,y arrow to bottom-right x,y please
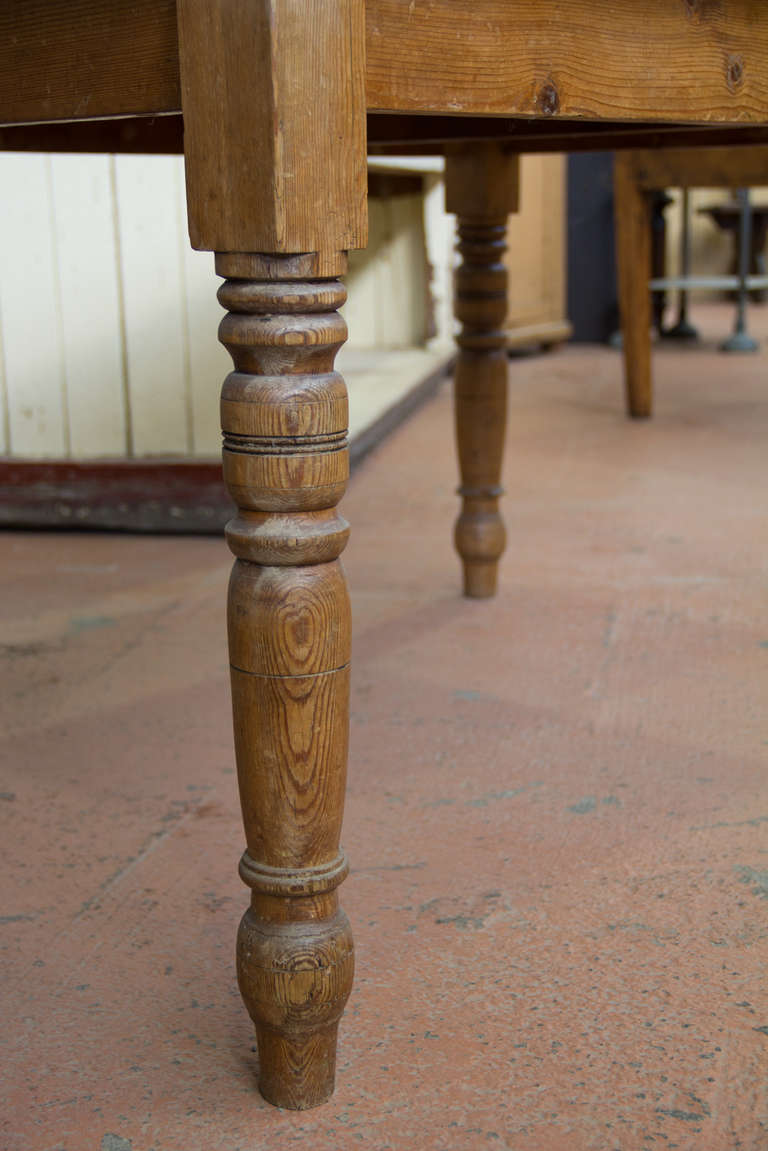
237,890 -> 353,1109
217,252 -> 354,1110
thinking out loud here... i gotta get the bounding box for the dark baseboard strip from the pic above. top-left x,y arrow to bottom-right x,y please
0,356 -> 453,534
0,459 -> 230,534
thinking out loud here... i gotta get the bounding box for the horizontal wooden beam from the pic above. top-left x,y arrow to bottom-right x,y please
366,0 -> 768,124
4,1 -> 768,131
624,145 -> 768,188
0,1 -> 180,124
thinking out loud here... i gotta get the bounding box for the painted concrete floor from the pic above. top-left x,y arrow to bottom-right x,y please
2,304 -> 767,1150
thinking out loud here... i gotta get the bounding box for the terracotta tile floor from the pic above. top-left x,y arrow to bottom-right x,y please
2,304 -> 767,1150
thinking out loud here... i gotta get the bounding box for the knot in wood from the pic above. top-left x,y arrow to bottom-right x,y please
726,54 -> 744,92
236,903 -> 354,1033
538,80 -> 560,116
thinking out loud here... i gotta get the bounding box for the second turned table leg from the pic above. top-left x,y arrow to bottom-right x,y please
445,144 -> 521,598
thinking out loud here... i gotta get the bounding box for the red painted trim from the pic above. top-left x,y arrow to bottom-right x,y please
0,459 -> 231,533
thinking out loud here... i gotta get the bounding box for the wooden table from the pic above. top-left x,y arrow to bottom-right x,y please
699,198 -> 768,301
616,145 -> 768,418
3,0 -> 768,1112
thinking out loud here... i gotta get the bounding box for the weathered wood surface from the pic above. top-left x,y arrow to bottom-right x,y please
5,1 -> 768,131
176,0 -> 367,256
446,144 -> 519,598
366,0 -> 768,123
217,254 -> 354,1109
0,0 -> 179,124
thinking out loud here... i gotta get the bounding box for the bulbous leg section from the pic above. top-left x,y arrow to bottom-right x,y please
237,894 -> 354,1108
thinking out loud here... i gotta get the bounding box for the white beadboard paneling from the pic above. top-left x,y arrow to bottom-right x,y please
50,154 -> 127,457
371,199 -> 398,345
0,154 -> 67,457
177,172 -> 231,457
182,245 -> 228,456
0,153 -> 445,461
114,155 -> 189,456
423,173 -> 456,349
345,200 -> 386,348
345,194 -> 427,350
385,195 -> 427,346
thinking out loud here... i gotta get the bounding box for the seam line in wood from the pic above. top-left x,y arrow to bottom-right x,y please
229,662 -> 351,680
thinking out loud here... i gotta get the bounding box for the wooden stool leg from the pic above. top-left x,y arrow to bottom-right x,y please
446,145 -> 520,598
615,153 -> 653,418
217,251 -> 354,1110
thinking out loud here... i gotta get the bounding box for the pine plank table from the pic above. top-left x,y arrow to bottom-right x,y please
2,0 -> 768,1112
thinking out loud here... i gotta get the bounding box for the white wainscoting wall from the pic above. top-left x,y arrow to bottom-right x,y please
0,154 -> 445,460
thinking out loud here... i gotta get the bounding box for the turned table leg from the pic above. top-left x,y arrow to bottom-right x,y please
217,251 -> 354,1109
176,0 -> 367,1108
446,145 -> 520,598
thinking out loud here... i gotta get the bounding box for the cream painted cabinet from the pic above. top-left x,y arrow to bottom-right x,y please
505,154 -> 571,349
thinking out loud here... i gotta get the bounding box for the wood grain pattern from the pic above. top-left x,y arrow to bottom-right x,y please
0,0 -> 179,124
8,3 -> 768,139
176,0 -> 367,255
614,154 -> 653,419
218,255 -> 353,1109
446,145 -> 519,598
366,0 -> 768,123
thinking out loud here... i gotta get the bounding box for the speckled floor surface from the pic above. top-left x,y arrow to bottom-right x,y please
2,306 -> 767,1150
